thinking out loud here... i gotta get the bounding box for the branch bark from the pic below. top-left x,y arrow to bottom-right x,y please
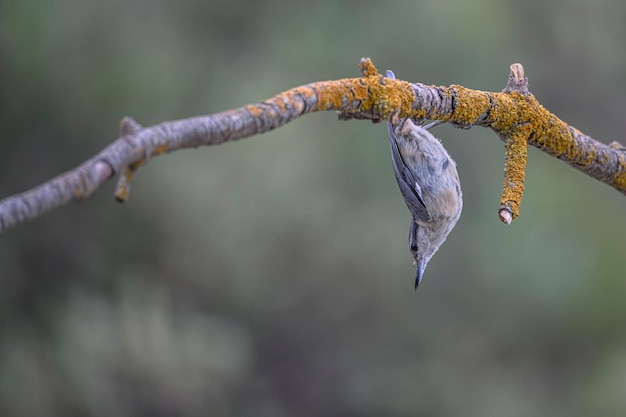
1,58 -> 624,232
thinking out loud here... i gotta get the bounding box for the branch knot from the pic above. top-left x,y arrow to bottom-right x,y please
502,63 -> 530,96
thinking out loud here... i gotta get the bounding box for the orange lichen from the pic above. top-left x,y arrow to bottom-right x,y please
114,184 -> 130,202
359,57 -> 378,77
381,79 -> 419,120
312,75 -> 419,121
114,168 -> 134,202
128,158 -> 146,171
489,92 -> 532,131
500,127 -> 530,220
448,85 -> 491,125
245,105 -> 265,118
613,153 -> 626,189
614,171 -> 626,189
154,144 -> 169,156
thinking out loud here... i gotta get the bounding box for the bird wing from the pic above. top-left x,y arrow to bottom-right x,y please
384,69 -> 429,221
387,121 -> 430,221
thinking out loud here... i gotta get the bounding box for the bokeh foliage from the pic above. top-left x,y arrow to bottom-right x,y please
1,1 -> 626,416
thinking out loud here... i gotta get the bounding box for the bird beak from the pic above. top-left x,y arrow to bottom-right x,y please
415,261 -> 426,290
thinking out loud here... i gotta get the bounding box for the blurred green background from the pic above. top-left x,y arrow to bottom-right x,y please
1,1 -> 626,416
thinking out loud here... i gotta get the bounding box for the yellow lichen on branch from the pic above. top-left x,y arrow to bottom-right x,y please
614,158 -> 626,189
2,57 -> 626,233
448,85 -> 491,125
308,60 -> 417,121
172,59 -> 626,224
499,126 -> 531,223
330,59 -> 626,223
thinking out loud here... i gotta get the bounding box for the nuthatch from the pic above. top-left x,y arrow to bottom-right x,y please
385,70 -> 463,289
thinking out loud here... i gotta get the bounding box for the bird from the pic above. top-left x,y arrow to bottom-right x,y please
385,70 -> 463,289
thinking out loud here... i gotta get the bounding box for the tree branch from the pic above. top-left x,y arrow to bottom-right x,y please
1,58 -> 624,232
